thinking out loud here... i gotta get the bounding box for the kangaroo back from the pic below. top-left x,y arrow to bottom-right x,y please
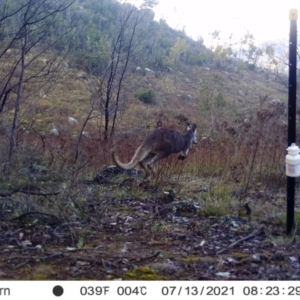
149,125 -> 197,154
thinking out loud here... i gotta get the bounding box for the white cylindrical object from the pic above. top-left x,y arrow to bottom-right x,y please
286,143 -> 300,177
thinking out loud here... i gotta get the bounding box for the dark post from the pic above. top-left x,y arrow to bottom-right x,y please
287,9 -> 298,235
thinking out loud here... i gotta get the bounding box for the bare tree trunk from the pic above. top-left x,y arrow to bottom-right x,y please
74,5 -> 154,161
0,0 -> 75,169
110,15 -> 138,138
7,23 -> 27,167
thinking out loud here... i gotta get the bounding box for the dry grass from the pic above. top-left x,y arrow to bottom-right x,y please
0,49 -> 292,222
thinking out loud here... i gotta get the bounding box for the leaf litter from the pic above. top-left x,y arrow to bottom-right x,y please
0,177 -> 300,280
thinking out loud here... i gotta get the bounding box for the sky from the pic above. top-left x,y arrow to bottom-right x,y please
125,0 -> 300,47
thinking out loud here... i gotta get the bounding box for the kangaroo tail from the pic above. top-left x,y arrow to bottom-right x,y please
112,145 -> 149,170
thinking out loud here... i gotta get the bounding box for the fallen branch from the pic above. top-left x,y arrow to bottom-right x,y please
216,226 -> 265,255
0,186 -> 59,197
138,251 -> 161,262
19,189 -> 60,196
12,253 -> 64,269
10,211 -> 60,223
0,191 -> 12,197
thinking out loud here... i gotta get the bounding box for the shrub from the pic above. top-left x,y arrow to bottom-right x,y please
136,88 -> 157,105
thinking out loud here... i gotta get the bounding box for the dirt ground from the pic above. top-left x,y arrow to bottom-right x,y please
0,170 -> 299,281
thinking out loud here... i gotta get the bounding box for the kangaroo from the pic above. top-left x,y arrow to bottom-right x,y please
112,123 -> 198,178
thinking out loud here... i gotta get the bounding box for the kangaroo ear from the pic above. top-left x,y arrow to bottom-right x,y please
191,123 -> 197,131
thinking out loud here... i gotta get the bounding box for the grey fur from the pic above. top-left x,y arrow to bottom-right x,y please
112,124 -> 197,177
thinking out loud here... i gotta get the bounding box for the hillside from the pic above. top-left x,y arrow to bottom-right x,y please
20,59 -> 288,136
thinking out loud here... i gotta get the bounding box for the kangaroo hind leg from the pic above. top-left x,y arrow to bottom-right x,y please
139,153 -> 155,178
147,152 -> 171,170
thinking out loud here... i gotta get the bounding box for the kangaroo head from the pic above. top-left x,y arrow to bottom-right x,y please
187,123 -> 198,144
